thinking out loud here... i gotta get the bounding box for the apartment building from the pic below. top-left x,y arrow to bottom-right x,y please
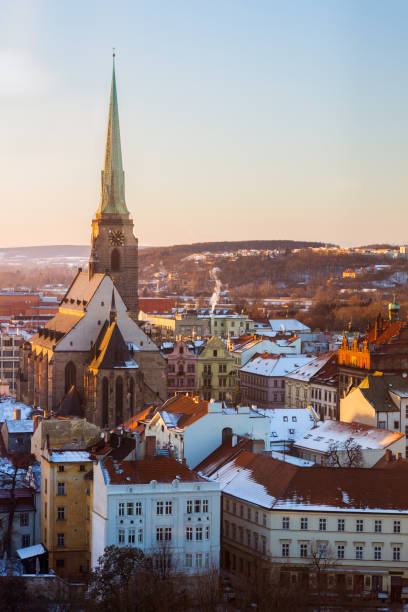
41,448 -> 93,578
197,336 -> 237,403
198,450 -> 408,600
285,353 -> 334,410
0,325 -> 28,394
92,456 -> 221,573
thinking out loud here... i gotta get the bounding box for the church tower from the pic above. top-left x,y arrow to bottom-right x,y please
89,55 -> 138,319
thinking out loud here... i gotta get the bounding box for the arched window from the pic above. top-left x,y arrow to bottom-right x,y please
65,361 -> 76,394
222,427 -> 233,444
111,249 -> 120,271
102,377 -> 109,428
129,378 -> 134,417
115,376 -> 123,425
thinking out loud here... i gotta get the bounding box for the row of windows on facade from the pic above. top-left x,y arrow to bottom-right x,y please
117,525 -> 210,545
241,375 -> 284,388
242,389 -> 284,403
202,376 -> 233,388
203,363 -> 229,374
225,522 -> 402,562
279,542 -> 401,562
118,499 -> 209,516
310,388 -> 337,402
225,502 -> 403,534
168,364 -> 196,374
168,378 -> 196,388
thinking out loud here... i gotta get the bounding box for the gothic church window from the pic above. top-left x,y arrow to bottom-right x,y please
65,362 -> 76,394
116,377 -> 123,425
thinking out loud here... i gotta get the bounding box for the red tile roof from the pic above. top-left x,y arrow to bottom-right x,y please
159,395 -> 209,428
195,436 -> 253,473
138,298 -> 175,315
101,456 -> 206,485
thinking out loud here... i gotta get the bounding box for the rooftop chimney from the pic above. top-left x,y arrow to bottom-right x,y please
14,408 -> 21,421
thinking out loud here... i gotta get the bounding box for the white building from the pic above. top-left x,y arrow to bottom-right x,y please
254,407 -> 319,453
198,450 -> 408,599
293,420 -> 405,466
92,457 -> 221,573
144,396 -> 271,468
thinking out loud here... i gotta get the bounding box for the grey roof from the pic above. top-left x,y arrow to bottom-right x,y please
5,419 -> 34,434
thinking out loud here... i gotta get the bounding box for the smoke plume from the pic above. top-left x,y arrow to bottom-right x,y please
210,267 -> 221,314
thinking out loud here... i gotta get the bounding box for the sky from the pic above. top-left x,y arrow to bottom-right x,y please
1,0 -> 408,248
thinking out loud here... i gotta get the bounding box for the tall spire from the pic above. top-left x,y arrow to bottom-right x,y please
97,53 -> 129,215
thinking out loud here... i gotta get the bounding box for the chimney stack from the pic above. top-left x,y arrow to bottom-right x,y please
385,448 -> 393,462
14,408 -> 21,421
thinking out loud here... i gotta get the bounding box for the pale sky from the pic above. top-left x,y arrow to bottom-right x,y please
1,1 -> 408,248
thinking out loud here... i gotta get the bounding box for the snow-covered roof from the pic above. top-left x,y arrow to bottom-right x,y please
270,451 -> 314,466
268,319 -> 311,333
0,399 -> 32,422
5,419 -> 34,434
49,450 -> 92,463
16,544 -> 46,559
160,411 -> 182,428
286,353 -> 334,382
241,354 -> 314,377
256,407 -> 317,442
294,420 -> 404,453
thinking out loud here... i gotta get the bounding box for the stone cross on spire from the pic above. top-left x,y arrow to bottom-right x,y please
97,53 -> 129,215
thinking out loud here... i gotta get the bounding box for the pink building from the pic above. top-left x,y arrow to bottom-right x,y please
167,341 -> 197,397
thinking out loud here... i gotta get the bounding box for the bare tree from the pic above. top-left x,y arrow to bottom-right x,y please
307,540 -> 337,611
327,437 -> 363,468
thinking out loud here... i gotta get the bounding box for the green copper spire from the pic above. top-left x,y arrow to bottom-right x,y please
98,54 -> 129,215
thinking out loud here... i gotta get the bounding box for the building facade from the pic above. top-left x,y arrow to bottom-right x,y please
197,336 -> 236,403
167,341 -> 197,397
92,457 -> 221,573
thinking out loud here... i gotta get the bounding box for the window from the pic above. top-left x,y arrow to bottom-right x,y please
196,526 -> 203,541
282,543 -> 289,557
394,520 -> 401,533
355,546 -> 363,560
57,507 -> 65,520
300,517 -> 308,530
213,350 -> 217,357
119,502 -> 125,516
283,416 -> 288,422
282,517 -> 290,529
56,559 -> 65,568
127,502 -> 134,516
79,464 -> 85,472
247,508 -> 251,521
185,553 -> 193,568
118,529 -> 125,544
195,499 -> 201,513
318,544 -> 327,558
255,511 -> 259,523
186,526 -> 193,541
300,543 -> 308,558
292,416 -> 297,422
337,545 -> 345,559
319,518 -> 327,531
165,501 -> 172,515
44,502 -> 47,519
374,546 -> 382,560
393,546 -> 401,561
44,478 -> 47,494
20,512 -> 29,527
263,514 -> 267,527
289,428 -> 295,435
205,525 -> 210,540
356,519 -> 363,532
374,520 -> 382,533
135,502 -> 142,515
156,527 -> 172,541
394,420 -> 399,429
246,530 -> 251,546
22,534 -> 30,548
164,527 -> 172,541
58,465 -> 65,472
187,500 -> 193,514
157,501 -> 164,515
57,482 -> 65,496
57,533 -> 65,547
203,500 -> 209,513
378,421 -> 386,429
128,529 -> 136,544
195,553 -> 203,568
337,519 -> 345,532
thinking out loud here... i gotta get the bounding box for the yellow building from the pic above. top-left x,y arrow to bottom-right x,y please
41,447 -> 93,578
197,336 -> 237,403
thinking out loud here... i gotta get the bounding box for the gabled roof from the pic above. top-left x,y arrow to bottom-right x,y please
88,320 -> 138,370
101,456 -> 206,485
5,419 -> 34,434
241,353 -> 314,377
58,386 -> 84,418
286,352 -> 335,382
268,319 -> 310,333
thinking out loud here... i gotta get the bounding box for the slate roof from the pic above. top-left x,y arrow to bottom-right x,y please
357,373 -> 408,412
5,419 -> 34,434
101,456 -> 206,485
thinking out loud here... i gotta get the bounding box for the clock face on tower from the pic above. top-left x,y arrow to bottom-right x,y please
109,230 -> 125,246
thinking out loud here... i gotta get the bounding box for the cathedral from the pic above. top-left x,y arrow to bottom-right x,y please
17,58 -> 167,426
